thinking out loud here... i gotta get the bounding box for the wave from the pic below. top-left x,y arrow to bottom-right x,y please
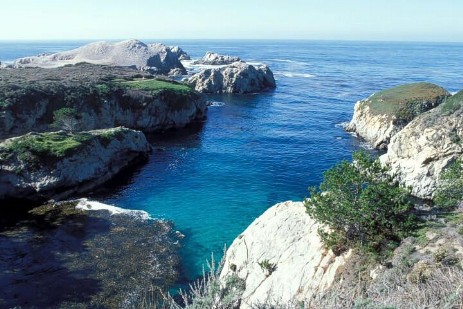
76,198 -> 151,220
208,101 -> 225,107
275,72 -> 315,78
270,58 -> 311,66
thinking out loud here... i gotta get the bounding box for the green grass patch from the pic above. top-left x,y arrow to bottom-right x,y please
119,78 -> 193,94
440,90 -> 463,115
0,132 -> 92,165
364,82 -> 449,121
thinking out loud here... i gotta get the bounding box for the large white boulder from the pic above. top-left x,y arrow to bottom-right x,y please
220,201 -> 351,308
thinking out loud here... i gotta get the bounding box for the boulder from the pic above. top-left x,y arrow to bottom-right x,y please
345,83 -> 450,149
380,91 -> 463,199
187,62 -> 276,94
193,52 -> 241,65
14,39 -> 186,75
169,46 -> 190,60
0,127 -> 151,202
220,201 -> 351,308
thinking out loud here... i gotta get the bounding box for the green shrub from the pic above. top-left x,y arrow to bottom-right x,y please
434,159 -> 463,210
305,151 -> 417,258
51,107 -> 81,133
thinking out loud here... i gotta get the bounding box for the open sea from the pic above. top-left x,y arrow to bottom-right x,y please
1,40 -> 463,284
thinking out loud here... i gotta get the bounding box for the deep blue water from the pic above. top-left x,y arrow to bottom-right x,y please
1,40 -> 463,280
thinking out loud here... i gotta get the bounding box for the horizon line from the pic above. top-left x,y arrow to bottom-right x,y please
0,38 -> 462,44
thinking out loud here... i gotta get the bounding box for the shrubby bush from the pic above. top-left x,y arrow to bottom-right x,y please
305,151 -> 416,257
434,159 -> 463,210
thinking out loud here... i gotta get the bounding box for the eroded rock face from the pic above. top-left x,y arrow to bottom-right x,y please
14,39 -> 186,75
193,52 -> 241,65
346,83 -> 450,149
188,62 -> 276,94
0,64 -> 206,139
380,91 -> 463,199
220,201 -> 351,308
0,127 -> 151,202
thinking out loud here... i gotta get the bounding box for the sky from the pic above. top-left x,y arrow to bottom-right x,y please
1,0 -> 462,42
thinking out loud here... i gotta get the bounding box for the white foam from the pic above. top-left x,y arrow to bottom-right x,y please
275,72 -> 315,78
76,198 -> 150,220
208,101 -> 225,107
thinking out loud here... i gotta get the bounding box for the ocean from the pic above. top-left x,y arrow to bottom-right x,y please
1,39 -> 463,284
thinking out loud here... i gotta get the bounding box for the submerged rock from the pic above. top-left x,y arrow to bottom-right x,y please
0,64 -> 206,139
380,90 -> 463,199
0,199 -> 180,308
14,39 -> 186,75
188,61 -> 276,94
0,127 -> 151,202
193,52 -> 241,65
345,83 -> 450,149
220,201 -> 351,308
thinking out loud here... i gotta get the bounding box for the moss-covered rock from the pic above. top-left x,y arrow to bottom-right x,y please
0,127 -> 151,202
346,82 -> 450,149
0,64 -> 206,139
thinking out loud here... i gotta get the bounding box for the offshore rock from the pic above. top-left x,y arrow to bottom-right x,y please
380,90 -> 463,199
194,52 -> 241,65
345,83 -> 450,149
14,39 -> 186,75
0,127 -> 151,202
220,201 -> 351,308
188,61 -> 276,94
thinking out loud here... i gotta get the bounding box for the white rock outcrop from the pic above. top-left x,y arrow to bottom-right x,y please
14,39 -> 186,75
0,127 -> 151,201
170,46 -> 191,61
188,62 -> 276,94
380,92 -> 463,199
220,201 -> 351,308
346,83 -> 450,149
193,52 -> 241,65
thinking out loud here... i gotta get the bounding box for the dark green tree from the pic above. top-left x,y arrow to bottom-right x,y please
305,151 -> 416,256
51,107 -> 81,133
434,159 -> 463,210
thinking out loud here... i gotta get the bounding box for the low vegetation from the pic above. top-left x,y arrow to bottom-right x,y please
0,132 -> 91,164
434,159 -> 463,210
119,78 -> 193,94
439,90 -> 463,115
305,151 -> 417,258
363,82 -> 449,123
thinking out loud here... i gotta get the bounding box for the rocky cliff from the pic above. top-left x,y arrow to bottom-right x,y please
0,127 -> 151,202
188,61 -> 276,94
13,39 -> 186,75
345,83 -> 450,149
0,64 -> 206,139
220,201 -> 351,308
380,91 -> 463,199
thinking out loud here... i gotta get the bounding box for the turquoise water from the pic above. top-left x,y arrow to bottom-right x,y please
2,40 -> 463,281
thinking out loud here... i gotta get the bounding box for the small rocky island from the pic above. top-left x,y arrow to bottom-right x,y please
14,39 -> 187,75
188,58 -> 276,94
